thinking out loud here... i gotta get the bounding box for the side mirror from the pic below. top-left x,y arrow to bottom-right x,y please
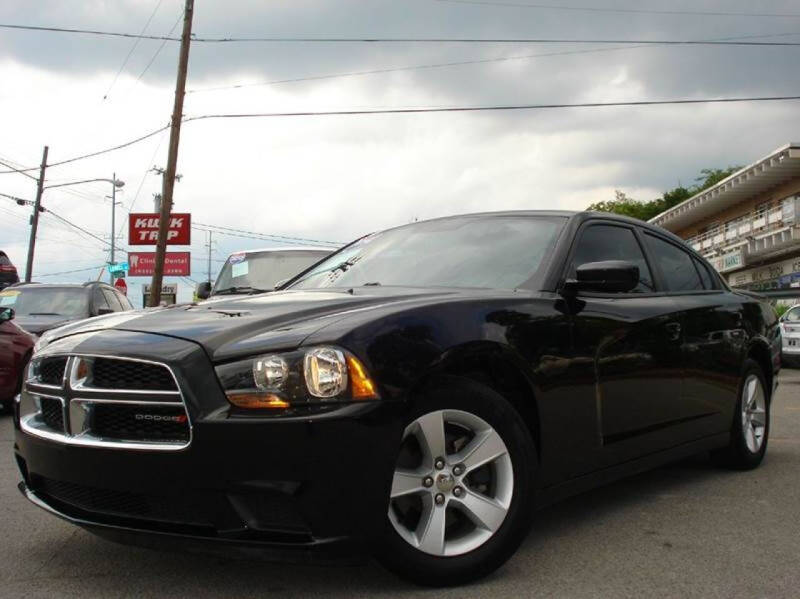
0,307 -> 14,322
563,260 -> 639,295
196,281 -> 212,300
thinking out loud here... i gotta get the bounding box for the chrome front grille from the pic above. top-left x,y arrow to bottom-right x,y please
20,355 -> 191,451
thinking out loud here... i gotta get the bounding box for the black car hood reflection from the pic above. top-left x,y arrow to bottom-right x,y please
40,287 -> 485,362
16,314 -> 81,336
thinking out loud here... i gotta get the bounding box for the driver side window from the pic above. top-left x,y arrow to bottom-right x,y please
570,224 -> 654,293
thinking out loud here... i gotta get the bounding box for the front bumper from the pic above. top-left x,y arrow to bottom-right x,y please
14,329 -> 405,558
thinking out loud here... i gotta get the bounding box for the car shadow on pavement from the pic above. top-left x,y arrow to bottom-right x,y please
8,454 -> 740,598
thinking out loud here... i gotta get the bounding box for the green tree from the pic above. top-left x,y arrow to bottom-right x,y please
587,165 -> 742,221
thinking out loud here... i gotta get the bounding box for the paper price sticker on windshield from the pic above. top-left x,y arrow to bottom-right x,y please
0,290 -> 19,306
232,261 -> 249,278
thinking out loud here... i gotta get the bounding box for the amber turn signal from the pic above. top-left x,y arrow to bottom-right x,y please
346,355 -> 379,400
226,392 -> 290,409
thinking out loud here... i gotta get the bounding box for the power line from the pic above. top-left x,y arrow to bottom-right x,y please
192,222 -> 343,247
36,265 -> 107,277
4,23 -> 800,45
430,0 -> 800,18
3,94 -> 798,176
187,31 -> 800,94
43,209 -> 120,252
184,95 -> 800,121
103,0 -> 165,100
0,125 -> 170,174
135,9 -> 184,84
0,157 -> 39,180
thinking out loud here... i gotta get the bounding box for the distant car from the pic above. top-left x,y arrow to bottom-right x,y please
780,305 -> 800,366
0,282 -> 133,336
196,247 -> 332,300
0,251 -> 20,291
0,307 -> 34,411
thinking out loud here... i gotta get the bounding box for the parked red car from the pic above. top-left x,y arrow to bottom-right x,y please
0,307 -> 34,411
0,251 -> 19,291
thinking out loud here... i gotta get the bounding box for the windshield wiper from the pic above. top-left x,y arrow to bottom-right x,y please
290,258 -> 358,288
362,281 -> 381,286
27,312 -> 62,316
213,286 -> 268,296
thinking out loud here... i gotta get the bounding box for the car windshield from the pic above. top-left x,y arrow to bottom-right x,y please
289,215 -> 566,290
785,308 -> 800,322
0,287 -> 88,318
213,250 -> 329,294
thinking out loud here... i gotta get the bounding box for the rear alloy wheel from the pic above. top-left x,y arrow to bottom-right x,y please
377,378 -> 536,586
714,359 -> 770,470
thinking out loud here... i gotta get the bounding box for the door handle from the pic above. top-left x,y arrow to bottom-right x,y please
665,322 -> 681,341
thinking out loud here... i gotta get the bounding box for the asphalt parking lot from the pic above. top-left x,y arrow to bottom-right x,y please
1,370 -> 799,599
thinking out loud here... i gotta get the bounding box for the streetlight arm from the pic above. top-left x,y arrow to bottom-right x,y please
44,178 -> 124,190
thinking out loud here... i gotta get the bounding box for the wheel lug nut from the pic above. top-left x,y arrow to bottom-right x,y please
434,458 -> 445,470
453,464 -> 464,476
423,476 -> 434,488
435,493 -> 445,506
453,486 -> 464,498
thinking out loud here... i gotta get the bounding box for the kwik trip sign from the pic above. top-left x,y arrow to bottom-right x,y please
127,213 -> 191,276
128,213 -> 191,245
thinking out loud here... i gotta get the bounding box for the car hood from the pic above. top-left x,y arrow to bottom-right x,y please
15,314 -> 80,336
38,287 -> 493,362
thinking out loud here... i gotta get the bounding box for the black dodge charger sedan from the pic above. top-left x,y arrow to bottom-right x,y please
14,211 -> 780,586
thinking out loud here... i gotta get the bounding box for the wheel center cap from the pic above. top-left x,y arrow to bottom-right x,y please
436,473 -> 455,493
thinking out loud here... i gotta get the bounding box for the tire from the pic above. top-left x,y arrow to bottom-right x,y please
376,376 -> 537,586
713,359 -> 770,470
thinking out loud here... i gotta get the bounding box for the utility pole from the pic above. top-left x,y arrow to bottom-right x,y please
109,172 -> 118,284
24,145 -> 49,282
205,230 -> 213,283
149,0 -> 194,307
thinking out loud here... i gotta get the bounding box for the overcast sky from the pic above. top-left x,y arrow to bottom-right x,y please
1,0 -> 798,306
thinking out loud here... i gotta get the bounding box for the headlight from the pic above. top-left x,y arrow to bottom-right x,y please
215,345 -> 379,411
304,347 -> 347,398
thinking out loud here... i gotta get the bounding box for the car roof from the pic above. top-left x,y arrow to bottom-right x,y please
227,246 -> 334,256
372,209 -> 690,247
10,281 -> 112,290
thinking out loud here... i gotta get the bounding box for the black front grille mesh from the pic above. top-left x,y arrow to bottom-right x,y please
35,477 -> 211,525
92,403 -> 189,443
39,357 -> 67,386
40,397 -> 64,432
91,358 -> 177,391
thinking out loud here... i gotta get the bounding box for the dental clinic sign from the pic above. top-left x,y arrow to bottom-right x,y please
128,213 -> 191,245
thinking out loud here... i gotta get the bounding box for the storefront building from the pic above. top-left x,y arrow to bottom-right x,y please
649,142 -> 800,293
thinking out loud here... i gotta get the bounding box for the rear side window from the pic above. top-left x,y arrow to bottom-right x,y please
0,253 -> 10,266
116,290 -> 133,310
644,234 -> 703,292
93,287 -> 111,312
569,224 -> 654,293
693,257 -> 717,290
102,288 -> 123,311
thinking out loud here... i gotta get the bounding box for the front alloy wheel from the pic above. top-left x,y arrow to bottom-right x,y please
377,377 -> 536,586
388,409 -> 514,556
